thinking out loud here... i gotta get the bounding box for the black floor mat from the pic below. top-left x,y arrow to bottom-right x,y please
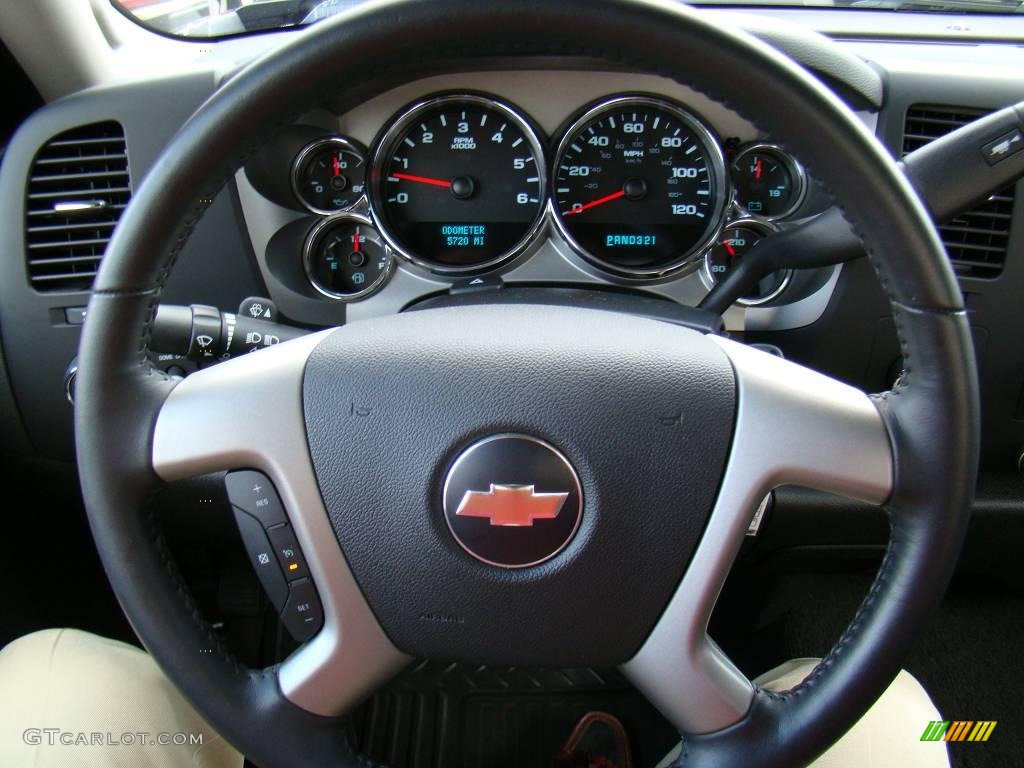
746,568 -> 1023,768
912,576 -> 1024,768
349,663 -> 679,768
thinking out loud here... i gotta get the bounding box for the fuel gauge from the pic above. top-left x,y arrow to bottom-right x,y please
292,136 -> 367,214
731,144 -> 805,220
304,214 -> 393,301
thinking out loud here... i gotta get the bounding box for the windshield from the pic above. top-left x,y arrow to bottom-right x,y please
112,0 -> 1024,39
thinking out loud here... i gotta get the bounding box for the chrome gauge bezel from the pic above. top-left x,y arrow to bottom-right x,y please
549,95 -> 730,280
291,135 -> 369,216
730,143 -> 807,222
302,211 -> 394,302
368,93 -> 549,276
699,217 -> 793,307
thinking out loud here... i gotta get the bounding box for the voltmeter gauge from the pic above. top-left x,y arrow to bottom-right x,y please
304,214 -> 393,301
292,136 -> 367,214
731,144 -> 805,220
702,221 -> 792,306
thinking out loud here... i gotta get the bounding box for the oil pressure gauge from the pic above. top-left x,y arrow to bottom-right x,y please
304,214 -> 393,301
731,144 -> 805,220
292,136 -> 367,214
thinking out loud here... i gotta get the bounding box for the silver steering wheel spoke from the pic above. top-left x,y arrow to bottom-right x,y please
622,337 -> 894,735
151,332 -> 409,717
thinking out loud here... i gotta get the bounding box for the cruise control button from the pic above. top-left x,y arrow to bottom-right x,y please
225,470 -> 287,528
233,508 -> 288,612
267,523 -> 309,581
280,578 -> 323,642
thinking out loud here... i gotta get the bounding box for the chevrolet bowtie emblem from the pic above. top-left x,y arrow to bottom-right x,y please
456,484 -> 569,527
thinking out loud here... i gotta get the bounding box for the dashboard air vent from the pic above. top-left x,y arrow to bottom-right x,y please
25,121 -> 131,292
903,105 -> 1014,280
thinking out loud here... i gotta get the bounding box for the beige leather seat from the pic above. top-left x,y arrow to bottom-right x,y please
0,629 -> 242,768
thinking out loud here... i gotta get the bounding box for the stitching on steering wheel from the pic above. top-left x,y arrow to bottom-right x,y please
754,522 -> 899,704
676,523 -> 901,765
146,499 -> 246,674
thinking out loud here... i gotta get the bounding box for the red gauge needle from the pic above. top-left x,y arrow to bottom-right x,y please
562,189 -> 626,216
754,158 -> 763,181
332,153 -> 341,177
352,227 -> 360,253
392,172 -> 452,188
722,240 -> 737,257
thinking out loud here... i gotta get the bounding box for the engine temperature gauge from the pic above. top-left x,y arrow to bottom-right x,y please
304,214 -> 393,301
731,144 -> 805,220
702,221 -> 792,306
292,136 -> 367,214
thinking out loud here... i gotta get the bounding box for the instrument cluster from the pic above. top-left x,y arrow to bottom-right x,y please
286,92 -> 807,305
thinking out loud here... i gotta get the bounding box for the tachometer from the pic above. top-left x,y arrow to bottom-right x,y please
551,96 -> 728,278
370,94 -> 547,273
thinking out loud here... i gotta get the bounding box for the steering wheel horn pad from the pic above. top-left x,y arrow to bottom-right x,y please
76,1 -> 978,766
302,305 -> 734,666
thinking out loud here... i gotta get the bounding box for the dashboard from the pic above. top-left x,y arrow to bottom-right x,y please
281,91 -> 793,289
236,70 -> 847,332
1,9 -> 1024,483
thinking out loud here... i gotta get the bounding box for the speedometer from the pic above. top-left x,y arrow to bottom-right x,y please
370,94 -> 547,274
551,96 -> 728,277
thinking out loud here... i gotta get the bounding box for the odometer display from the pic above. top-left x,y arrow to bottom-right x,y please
552,97 -> 727,277
371,95 -> 547,273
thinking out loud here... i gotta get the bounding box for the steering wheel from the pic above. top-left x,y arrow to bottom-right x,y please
75,1 -> 979,766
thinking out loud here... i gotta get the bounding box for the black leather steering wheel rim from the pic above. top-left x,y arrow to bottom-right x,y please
75,1 -> 979,766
